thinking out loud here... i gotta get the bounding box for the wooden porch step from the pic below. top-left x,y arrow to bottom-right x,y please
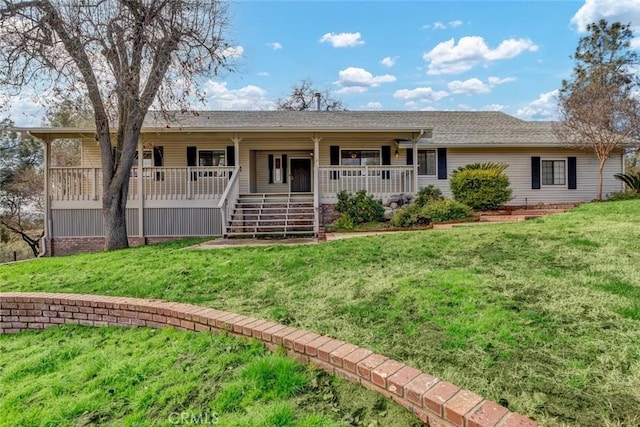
226,192 -> 316,239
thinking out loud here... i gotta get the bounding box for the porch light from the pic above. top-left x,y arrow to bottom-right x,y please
394,148 -> 399,158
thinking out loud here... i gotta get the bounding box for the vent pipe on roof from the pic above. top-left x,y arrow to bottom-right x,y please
314,92 -> 321,111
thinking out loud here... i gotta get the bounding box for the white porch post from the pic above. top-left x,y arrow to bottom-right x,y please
312,135 -> 321,235
137,136 -> 144,238
232,134 -> 241,167
412,138 -> 418,193
43,137 -> 52,254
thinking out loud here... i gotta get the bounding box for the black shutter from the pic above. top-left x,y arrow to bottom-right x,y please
330,145 -> 340,180
568,156 -> 577,190
531,156 -> 541,189
153,146 -> 164,181
381,145 -> 391,180
226,146 -> 235,167
437,148 -> 447,180
153,146 -> 163,166
282,154 -> 288,184
406,148 -> 413,165
268,154 -> 274,184
187,146 -> 197,181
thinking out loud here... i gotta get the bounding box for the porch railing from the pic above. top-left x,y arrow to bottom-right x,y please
318,165 -> 414,201
218,166 -> 241,237
50,166 -> 233,202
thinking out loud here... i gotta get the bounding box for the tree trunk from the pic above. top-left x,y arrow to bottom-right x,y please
596,158 -> 606,201
103,183 -> 129,250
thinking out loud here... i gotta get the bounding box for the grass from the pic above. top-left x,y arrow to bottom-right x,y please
0,325 -> 419,427
1,200 -> 640,425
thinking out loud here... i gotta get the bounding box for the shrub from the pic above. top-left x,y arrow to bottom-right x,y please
606,191 -> 640,201
334,190 -> 384,224
390,204 -> 430,228
331,213 -> 355,231
420,199 -> 471,223
415,185 -> 444,207
614,172 -> 640,193
450,163 -> 512,210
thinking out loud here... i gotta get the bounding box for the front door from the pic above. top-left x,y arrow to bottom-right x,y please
290,158 -> 312,192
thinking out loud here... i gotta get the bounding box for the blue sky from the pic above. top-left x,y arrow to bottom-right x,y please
6,0 -> 640,126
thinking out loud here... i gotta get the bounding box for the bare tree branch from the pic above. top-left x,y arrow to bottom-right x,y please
0,0 -> 232,250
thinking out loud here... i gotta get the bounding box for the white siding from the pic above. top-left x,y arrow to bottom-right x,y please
417,147 -> 623,205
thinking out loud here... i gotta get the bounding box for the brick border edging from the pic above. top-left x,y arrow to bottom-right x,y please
0,292 -> 536,427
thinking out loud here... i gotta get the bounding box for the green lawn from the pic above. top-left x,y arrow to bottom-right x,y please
2,200 -> 640,426
0,325 -> 418,427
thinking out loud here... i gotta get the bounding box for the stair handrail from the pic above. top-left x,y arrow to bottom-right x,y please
217,166 -> 241,237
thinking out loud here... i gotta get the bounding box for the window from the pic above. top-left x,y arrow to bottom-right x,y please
274,156 -> 282,183
417,150 -> 436,175
198,150 -> 225,167
198,150 -> 226,177
542,160 -> 566,185
340,150 -> 380,166
133,149 -> 153,178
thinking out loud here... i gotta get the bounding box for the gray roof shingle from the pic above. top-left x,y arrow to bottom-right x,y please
142,110 -> 561,146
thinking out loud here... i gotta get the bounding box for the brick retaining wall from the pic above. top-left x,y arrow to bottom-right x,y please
0,292 -> 537,427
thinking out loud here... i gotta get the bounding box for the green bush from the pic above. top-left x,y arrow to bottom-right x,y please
331,213 -> 356,231
415,185 -> 444,207
390,204 -> 430,228
606,191 -> 640,201
420,199 -> 471,223
334,190 -> 384,224
450,163 -> 512,210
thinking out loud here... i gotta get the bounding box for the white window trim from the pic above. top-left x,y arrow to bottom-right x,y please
133,149 -> 154,178
273,154 -> 283,183
541,159 -> 567,186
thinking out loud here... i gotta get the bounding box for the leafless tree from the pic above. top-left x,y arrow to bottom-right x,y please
277,79 -> 347,111
555,20 -> 639,200
0,119 -> 43,257
46,96 -> 94,166
0,0 -> 233,250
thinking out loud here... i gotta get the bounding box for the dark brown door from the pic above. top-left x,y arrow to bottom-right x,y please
290,158 -> 312,192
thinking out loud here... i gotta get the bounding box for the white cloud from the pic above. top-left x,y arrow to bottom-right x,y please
202,81 -> 275,110
423,20 -> 464,30
1,94 -> 47,127
363,101 -> 383,110
447,78 -> 490,94
424,36 -> 538,75
571,0 -> 640,33
319,32 -> 364,47
632,38 -> 640,50
257,72 -> 270,77
380,56 -> 397,68
221,45 -> 244,59
447,76 -> 516,95
266,42 -> 282,50
335,67 -> 396,93
393,87 -> 448,103
516,90 -> 559,121
483,104 -> 506,111
488,76 -> 517,85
